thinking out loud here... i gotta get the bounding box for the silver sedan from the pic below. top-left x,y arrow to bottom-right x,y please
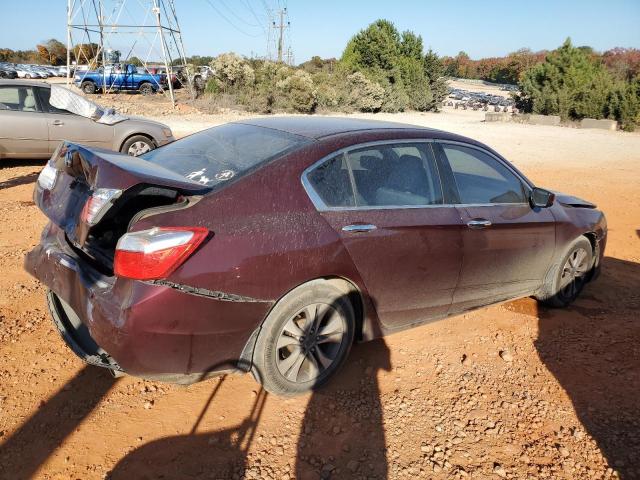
0,80 -> 175,159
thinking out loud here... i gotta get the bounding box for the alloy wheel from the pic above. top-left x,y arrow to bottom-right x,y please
559,247 -> 589,298
127,141 -> 152,156
275,303 -> 347,384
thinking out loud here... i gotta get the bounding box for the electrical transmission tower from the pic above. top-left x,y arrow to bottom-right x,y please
66,0 -> 192,105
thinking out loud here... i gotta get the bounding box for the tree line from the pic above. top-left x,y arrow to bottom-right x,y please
3,26 -> 638,129
202,19 -> 449,115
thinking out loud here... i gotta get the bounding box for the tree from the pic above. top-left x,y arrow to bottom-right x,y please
341,19 -> 401,74
424,49 -> 448,110
72,43 -> 100,66
516,38 -> 615,120
340,19 -> 447,112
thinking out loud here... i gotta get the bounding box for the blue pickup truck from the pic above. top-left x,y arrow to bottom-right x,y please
74,64 -> 167,95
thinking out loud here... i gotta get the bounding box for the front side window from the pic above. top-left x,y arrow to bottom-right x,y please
36,87 -> 68,114
0,86 -> 38,112
442,144 -> 526,204
346,143 -> 443,207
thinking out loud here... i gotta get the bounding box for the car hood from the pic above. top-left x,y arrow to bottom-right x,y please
552,191 -> 597,209
124,115 -> 171,131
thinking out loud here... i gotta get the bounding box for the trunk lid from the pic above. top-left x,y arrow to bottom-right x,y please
36,142 -> 208,271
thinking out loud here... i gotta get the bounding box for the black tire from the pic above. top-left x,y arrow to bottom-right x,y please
251,280 -> 356,396
120,135 -> 155,156
139,83 -> 154,96
537,237 -> 593,308
81,81 -> 96,94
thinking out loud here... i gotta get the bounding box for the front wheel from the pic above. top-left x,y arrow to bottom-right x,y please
120,135 -> 155,156
251,281 -> 356,396
538,237 -> 593,308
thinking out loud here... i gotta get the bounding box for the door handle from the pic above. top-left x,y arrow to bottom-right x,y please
466,219 -> 492,229
52,120 -> 64,126
342,224 -> 377,233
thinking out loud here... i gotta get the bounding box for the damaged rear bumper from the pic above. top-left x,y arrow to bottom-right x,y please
24,223 -> 273,383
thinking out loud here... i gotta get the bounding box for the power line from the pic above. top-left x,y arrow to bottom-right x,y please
203,0 -> 263,38
217,0 -> 262,28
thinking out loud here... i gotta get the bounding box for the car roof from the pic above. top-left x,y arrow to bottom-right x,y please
0,79 -> 50,88
233,115 -> 480,145
233,116 -> 447,140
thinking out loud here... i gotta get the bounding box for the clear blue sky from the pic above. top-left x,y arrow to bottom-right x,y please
1,0 -> 638,62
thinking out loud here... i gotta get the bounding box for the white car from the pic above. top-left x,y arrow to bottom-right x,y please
14,67 -> 35,79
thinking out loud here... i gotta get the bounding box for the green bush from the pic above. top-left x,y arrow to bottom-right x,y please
346,72 -> 385,112
516,39 -> 640,129
606,77 -> 640,131
340,19 -> 446,112
200,20 -> 452,116
276,69 -> 318,113
380,80 -> 410,113
210,52 -> 255,92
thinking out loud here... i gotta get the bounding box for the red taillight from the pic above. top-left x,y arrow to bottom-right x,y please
81,188 -> 122,226
114,227 -> 208,280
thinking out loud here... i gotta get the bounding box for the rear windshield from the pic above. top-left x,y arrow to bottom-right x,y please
141,123 -> 310,188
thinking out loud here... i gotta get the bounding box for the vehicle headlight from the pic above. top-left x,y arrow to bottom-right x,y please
162,127 -> 173,138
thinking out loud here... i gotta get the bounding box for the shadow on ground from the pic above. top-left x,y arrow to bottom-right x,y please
1,257 -> 638,479
107,337 -> 392,479
533,256 -> 640,479
0,367 -> 117,479
0,171 -> 39,190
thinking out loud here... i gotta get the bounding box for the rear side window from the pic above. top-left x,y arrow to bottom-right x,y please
442,144 -> 526,204
0,86 -> 37,112
306,154 -> 355,207
142,123 -> 310,188
346,143 -> 442,207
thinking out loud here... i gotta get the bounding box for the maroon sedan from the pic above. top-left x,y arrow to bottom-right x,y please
25,117 -> 606,395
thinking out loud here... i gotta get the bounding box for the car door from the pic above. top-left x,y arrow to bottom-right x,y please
35,87 -> 114,152
303,141 -> 464,330
434,142 -> 556,312
0,85 -> 49,158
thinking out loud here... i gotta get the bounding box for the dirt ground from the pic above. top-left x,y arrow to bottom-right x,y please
0,103 -> 639,480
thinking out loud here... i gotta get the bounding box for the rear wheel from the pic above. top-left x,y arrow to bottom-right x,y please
538,237 -> 593,308
252,281 -> 355,396
81,81 -> 96,94
120,135 -> 155,156
139,83 -> 154,96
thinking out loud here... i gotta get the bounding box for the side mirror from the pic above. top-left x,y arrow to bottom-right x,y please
530,187 -> 555,208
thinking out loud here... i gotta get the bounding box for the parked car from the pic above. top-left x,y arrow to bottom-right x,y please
24,117 -> 606,396
0,80 -> 175,158
145,66 -> 181,88
75,63 -> 167,95
0,66 -> 17,79
14,65 -> 42,78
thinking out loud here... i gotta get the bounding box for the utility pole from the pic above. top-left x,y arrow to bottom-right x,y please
277,7 -> 286,63
66,0 -> 72,86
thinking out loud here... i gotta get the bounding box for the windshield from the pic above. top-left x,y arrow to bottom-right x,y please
49,85 -> 128,125
141,123 -> 311,188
